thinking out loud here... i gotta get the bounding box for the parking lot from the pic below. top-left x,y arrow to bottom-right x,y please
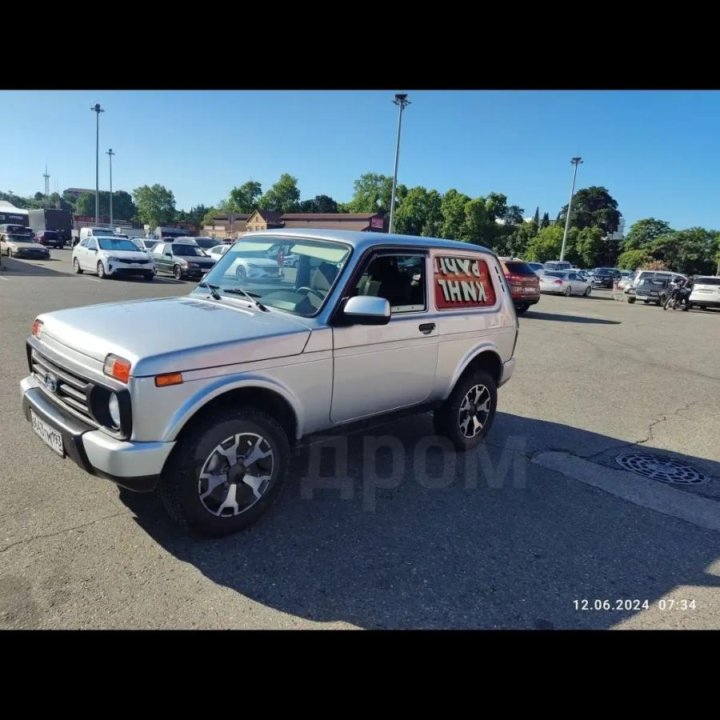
1,249 -> 719,629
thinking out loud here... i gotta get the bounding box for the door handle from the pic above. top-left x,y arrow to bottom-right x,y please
419,322 -> 435,335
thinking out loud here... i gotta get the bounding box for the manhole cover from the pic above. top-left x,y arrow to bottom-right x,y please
615,452 -> 707,485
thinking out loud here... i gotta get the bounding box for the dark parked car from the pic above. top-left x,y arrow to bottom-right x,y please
629,278 -> 671,306
151,241 -> 216,280
591,267 -> 621,288
35,230 -> 64,248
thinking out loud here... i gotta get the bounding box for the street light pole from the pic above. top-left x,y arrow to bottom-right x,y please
388,93 -> 410,234
106,149 -> 115,228
560,156 -> 583,262
91,103 -> 105,226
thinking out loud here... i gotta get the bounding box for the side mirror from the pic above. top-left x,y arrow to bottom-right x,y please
341,296 -> 391,325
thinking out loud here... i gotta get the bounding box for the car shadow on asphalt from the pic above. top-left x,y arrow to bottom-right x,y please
525,311 -> 620,324
118,411 -> 720,629
0,257 -> 67,277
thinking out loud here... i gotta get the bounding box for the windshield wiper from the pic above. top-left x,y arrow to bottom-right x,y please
221,286 -> 269,311
198,281 -> 222,300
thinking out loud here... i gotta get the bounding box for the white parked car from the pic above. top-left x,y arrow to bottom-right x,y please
539,270 -> 592,296
207,244 -> 230,260
688,276 -> 720,310
72,235 -> 155,280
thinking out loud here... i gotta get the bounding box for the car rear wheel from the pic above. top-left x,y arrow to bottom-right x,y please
564,285 -> 572,296
73,258 -> 83,274
158,407 -> 291,537
584,286 -> 592,297
433,369 -> 498,451
515,303 -> 529,314
628,297 -> 635,304
144,272 -> 154,281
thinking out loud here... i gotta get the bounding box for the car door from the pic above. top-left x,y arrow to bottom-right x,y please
567,272 -> 581,294
76,238 -> 90,269
331,251 -> 439,424
152,243 -> 168,274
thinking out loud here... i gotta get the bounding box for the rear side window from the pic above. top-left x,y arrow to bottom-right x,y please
433,255 -> 497,309
695,277 -> 720,286
504,261 -> 536,276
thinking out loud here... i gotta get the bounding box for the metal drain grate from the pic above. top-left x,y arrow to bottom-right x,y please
616,452 -> 707,485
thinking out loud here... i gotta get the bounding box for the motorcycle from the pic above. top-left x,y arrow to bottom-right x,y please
663,285 -> 691,311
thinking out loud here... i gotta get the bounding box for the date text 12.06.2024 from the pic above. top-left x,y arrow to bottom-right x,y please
574,599 -> 697,611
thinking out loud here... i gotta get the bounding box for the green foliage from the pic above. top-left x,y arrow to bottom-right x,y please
345,173 -> 404,215
259,174 -> 300,213
558,186 -> 620,234
440,189 -> 472,240
574,226 -> 606,267
75,190 -> 136,221
298,195 -> 339,213
540,212 -> 550,229
617,249 -> 651,270
484,192 -> 507,222
133,184 -> 176,227
226,181 -> 263,213
503,204 -> 525,226
649,228 -> 718,275
525,224 -> 566,262
622,218 -> 672,252
394,186 -> 443,236
461,198 -> 493,244
202,207 -> 218,227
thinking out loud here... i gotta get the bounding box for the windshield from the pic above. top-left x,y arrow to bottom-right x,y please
98,237 -> 142,252
8,234 -> 35,242
545,271 -> 567,278
174,245 -> 207,257
194,238 -> 219,249
197,237 -> 351,316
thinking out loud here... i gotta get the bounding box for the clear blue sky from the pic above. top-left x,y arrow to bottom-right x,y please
3,90 -> 720,230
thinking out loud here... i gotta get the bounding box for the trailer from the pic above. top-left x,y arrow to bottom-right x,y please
28,209 -> 73,245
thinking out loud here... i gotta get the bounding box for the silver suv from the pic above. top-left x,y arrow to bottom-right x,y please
21,230 -> 518,536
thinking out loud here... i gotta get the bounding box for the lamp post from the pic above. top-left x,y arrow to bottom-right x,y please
90,104 -> 105,226
106,149 -> 115,229
560,156 -> 583,262
388,93 -> 410,234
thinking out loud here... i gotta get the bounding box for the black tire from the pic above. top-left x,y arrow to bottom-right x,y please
7,249 -> 13,258
663,297 -> 671,311
515,303 -> 528,314
97,261 -> 107,279
564,285 -> 572,296
158,407 -> 291,537
628,297 -> 635,304
73,257 -> 83,274
144,272 -> 154,281
584,286 -> 591,297
433,369 -> 498,452
173,265 -> 183,281
682,303 -> 690,312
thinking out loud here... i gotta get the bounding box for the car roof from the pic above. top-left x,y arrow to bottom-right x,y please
239,228 -> 493,255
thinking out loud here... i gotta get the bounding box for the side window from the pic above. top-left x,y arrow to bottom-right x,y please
152,243 -> 165,256
79,239 -> 89,248
433,255 -> 497,309
87,239 -> 97,250
353,254 -> 426,314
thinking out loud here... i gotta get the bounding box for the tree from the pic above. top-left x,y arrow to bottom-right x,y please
557,186 -> 621,235
226,181 -> 262,213
485,192 -> 508,222
461,198 -> 493,244
185,205 -> 211,227
574,226 -> 606,268
622,218 -> 673,252
649,228 -> 717,275
133,184 -> 176,227
617,249 -> 651,270
75,192 -> 98,217
298,195 -> 339,213
540,212 -> 550,229
259,174 -> 300,213
345,173 -> 400,215
440,189 -> 472,240
202,207 -> 218,227
394,186 -> 442,237
112,191 -> 136,221
533,207 -> 540,227
503,204 -> 525,226
525,224 -> 566,262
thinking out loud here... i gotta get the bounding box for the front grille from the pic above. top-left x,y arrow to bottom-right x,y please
30,348 -> 96,425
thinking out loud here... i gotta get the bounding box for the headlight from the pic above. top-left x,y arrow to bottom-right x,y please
107,255 -> 121,262
108,393 -> 121,429
188,262 -> 198,268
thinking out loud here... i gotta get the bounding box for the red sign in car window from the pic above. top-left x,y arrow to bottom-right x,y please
433,255 -> 496,309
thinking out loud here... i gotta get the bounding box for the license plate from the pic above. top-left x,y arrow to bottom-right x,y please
524,287 -> 536,293
30,410 -> 64,457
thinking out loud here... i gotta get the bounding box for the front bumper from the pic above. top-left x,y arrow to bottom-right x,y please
13,249 -> 50,259
499,358 -> 515,387
108,263 -> 154,276
20,375 -> 174,492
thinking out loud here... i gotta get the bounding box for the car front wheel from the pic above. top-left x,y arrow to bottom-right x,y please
158,407 -> 291,537
97,261 -> 108,279
515,303 -> 529,314
433,369 -> 498,451
173,265 -> 183,280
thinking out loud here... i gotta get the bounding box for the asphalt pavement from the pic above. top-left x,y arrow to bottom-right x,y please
1,250 -> 719,629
